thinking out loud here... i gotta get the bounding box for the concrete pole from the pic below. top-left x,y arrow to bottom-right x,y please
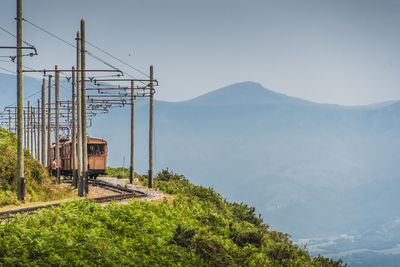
55,65 -> 60,184
67,101 -> 70,138
23,110 -> 26,148
27,100 -> 30,152
47,75 -> 52,169
41,78 -> 46,166
72,67 -> 77,187
32,107 -> 36,159
37,100 -> 40,161
30,107 -> 33,156
8,109 -> 11,131
81,19 -> 88,194
14,107 -> 17,133
76,31 -> 83,196
17,0 -> 25,200
148,65 -> 154,188
130,80 -> 135,184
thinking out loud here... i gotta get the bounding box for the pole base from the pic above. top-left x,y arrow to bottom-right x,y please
18,177 -> 26,201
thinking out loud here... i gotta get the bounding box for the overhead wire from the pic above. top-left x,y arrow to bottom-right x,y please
0,24 -> 35,47
85,40 -> 150,78
0,66 -> 15,74
23,18 -> 149,85
23,18 -> 122,73
2,20 -> 155,123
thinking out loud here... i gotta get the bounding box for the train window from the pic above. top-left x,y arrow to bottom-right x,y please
88,144 -> 105,156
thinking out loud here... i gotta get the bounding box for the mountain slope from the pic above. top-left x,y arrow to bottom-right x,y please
183,81 -> 314,106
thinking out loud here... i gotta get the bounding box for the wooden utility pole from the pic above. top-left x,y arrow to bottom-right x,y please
23,110 -> 26,148
148,65 -> 154,188
14,107 -> 17,134
37,99 -> 40,161
8,110 -> 11,131
17,0 -> 25,200
67,101 -> 70,138
27,100 -> 30,152
72,66 -> 77,187
32,107 -> 36,159
47,75 -> 52,169
77,31 -> 83,196
55,65 -> 60,183
130,80 -> 135,184
81,19 -> 88,194
41,78 -> 46,166
30,106 -> 33,156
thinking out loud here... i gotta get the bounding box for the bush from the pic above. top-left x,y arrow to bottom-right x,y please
230,224 -> 264,248
170,224 -> 196,248
229,202 -> 263,226
155,168 -> 187,182
0,128 -> 62,205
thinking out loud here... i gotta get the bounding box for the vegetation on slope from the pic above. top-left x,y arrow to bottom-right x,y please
100,166 -> 141,179
0,128 -> 72,206
0,168 -> 345,266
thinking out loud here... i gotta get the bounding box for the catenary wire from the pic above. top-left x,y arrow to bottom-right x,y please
22,18 -> 149,85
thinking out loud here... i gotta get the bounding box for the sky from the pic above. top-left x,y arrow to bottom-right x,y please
1,0 -> 400,106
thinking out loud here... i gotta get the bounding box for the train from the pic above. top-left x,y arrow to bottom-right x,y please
51,137 -> 108,179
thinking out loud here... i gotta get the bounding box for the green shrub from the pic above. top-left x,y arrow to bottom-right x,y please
156,168 -> 187,182
170,224 -> 197,248
0,128 -> 59,205
229,202 -> 263,226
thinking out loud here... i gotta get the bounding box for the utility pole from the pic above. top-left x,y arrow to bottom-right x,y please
77,31 -> 83,196
14,107 -> 17,134
81,19 -> 88,194
55,65 -> 60,183
8,109 -> 11,131
72,66 -> 77,187
30,106 -> 33,156
130,80 -> 135,184
41,78 -> 46,166
47,75 -> 52,169
23,110 -> 26,148
32,107 -> 36,159
17,0 -> 25,200
67,101 -> 70,138
27,100 -> 30,152
37,99 -> 40,161
148,65 -> 154,188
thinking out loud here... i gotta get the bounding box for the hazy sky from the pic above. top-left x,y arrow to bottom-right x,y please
1,0 -> 400,105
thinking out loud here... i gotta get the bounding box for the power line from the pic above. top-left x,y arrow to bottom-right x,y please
22,18 -> 149,84
0,24 -> 35,47
23,18 -> 120,72
22,19 -> 75,49
0,66 -> 15,74
86,40 -> 150,78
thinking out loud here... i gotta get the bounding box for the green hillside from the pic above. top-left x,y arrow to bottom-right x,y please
0,168 -> 345,266
0,127 -> 71,206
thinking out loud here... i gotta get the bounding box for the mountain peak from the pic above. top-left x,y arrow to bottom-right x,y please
183,81 -> 311,106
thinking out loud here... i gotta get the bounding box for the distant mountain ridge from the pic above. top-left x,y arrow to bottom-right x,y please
182,81 -> 317,106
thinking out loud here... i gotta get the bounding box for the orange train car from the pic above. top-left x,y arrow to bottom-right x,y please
52,137 -> 108,179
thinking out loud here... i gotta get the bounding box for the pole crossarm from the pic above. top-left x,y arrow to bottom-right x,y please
92,78 -> 158,84
22,69 -> 123,75
0,45 -> 38,55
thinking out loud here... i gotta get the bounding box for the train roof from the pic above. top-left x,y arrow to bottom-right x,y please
62,137 -> 107,145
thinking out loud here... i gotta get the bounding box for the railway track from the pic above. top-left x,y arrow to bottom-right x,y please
0,180 -> 147,219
